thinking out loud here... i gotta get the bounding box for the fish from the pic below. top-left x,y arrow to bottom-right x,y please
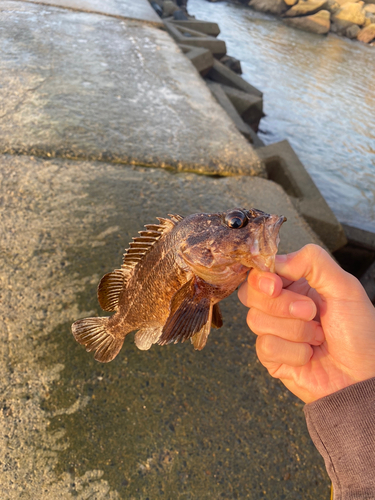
71,208 -> 286,363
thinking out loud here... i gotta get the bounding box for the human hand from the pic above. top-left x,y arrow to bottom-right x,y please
238,244 -> 375,403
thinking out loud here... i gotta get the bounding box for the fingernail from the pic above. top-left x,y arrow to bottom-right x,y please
258,277 -> 275,296
289,301 -> 316,320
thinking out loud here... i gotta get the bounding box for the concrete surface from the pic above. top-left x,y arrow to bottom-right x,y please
0,154 -> 330,499
12,0 -> 163,24
256,140 -> 347,252
0,1 -> 264,177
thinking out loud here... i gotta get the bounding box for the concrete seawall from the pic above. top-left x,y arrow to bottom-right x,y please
0,0 -> 355,498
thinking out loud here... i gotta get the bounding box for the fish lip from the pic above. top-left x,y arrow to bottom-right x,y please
241,214 -> 286,273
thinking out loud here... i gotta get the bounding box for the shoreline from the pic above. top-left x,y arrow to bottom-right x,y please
208,0 -> 375,44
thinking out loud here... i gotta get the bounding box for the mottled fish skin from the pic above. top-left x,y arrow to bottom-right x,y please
71,208 -> 286,363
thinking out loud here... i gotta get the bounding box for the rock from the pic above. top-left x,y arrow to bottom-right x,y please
345,23 -> 361,35
163,0 -> 179,16
364,3 -> 375,12
284,0 -> 329,17
326,0 -> 341,13
248,0 -> 289,15
357,22 -> 375,40
283,9 -> 331,33
336,0 -> 360,5
220,55 -> 242,74
332,1 -> 366,29
284,0 -> 298,5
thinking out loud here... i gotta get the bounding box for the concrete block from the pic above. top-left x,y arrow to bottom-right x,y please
164,21 -> 226,57
207,82 -> 265,148
341,224 -> 375,251
0,2 -> 264,177
171,19 -> 221,37
207,59 -> 263,98
256,140 -> 347,252
0,153 -> 328,500
220,55 -> 242,74
360,261 -> 375,303
178,44 -> 214,75
219,84 -> 264,131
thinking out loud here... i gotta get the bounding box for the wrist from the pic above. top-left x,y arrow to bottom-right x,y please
304,377 -> 375,498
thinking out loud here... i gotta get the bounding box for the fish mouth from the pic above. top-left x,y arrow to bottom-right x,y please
242,214 -> 286,273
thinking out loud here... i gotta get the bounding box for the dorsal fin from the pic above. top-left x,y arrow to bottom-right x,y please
121,214 -> 184,270
168,214 -> 184,223
97,215 -> 185,313
97,268 -> 128,312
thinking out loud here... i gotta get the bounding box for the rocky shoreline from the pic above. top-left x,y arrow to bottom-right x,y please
205,0 -> 375,44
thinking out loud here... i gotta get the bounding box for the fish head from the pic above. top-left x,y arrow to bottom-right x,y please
178,208 -> 286,285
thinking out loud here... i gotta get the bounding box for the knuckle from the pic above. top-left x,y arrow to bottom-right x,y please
256,334 -> 275,359
303,243 -> 326,261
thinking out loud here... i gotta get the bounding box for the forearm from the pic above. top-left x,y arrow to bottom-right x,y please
304,378 -> 375,500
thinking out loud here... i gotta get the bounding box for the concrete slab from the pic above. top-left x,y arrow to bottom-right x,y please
0,154 -> 328,499
0,1 -> 264,177
13,0 -> 163,25
256,140 -> 347,252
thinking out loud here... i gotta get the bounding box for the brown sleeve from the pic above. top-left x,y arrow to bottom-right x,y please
304,377 -> 375,500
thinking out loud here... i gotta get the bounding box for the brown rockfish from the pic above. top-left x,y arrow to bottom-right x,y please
72,208 -> 286,363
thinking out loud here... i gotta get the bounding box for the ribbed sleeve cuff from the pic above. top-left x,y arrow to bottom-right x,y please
304,377 -> 375,500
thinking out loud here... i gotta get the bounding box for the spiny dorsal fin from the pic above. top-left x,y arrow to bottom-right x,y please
97,269 -> 127,312
121,214 -> 184,271
168,214 -> 184,223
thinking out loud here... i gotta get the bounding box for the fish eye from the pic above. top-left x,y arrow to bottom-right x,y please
224,209 -> 248,229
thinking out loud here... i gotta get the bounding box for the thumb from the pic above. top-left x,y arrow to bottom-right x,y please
275,244 -> 357,300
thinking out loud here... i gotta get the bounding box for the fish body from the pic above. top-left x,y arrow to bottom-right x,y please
72,208 -> 285,363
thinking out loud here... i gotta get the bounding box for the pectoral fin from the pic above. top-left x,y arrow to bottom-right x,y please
158,278 -> 211,346
191,304 -> 213,350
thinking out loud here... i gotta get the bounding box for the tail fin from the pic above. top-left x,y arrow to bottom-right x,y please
71,317 -> 124,363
